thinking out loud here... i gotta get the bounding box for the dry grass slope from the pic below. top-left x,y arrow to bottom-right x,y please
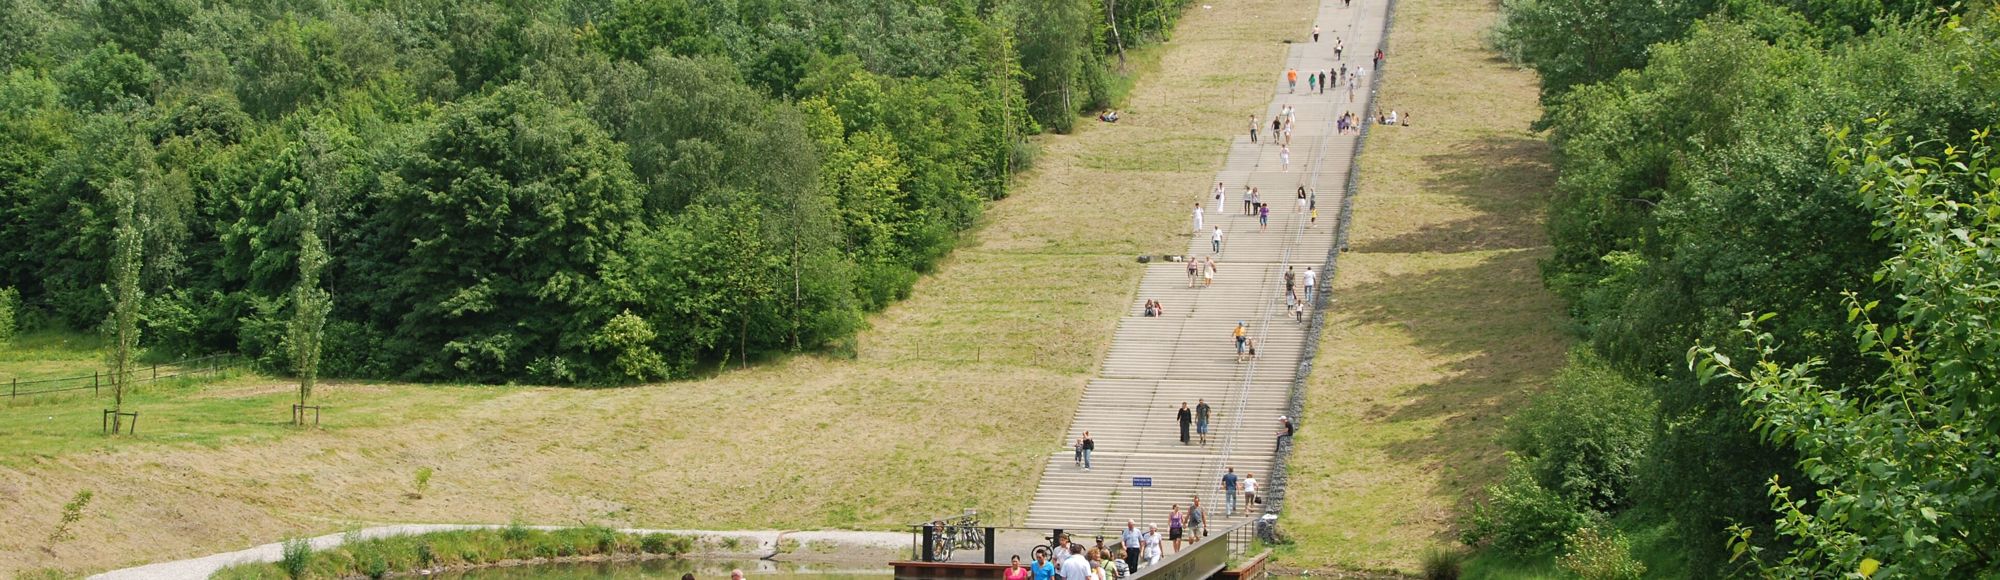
1277,0 -> 1566,572
0,0 -> 1310,575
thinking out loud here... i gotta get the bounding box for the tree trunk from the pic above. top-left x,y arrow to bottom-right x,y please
1105,0 -> 1128,68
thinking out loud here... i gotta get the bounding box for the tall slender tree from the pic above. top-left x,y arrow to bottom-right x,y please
288,200 -> 331,423
287,129 -> 336,422
105,177 -> 143,434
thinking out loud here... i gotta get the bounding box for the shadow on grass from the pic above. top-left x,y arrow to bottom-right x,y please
1335,247 -> 1564,535
1325,128 -> 1565,544
1353,133 -> 1554,254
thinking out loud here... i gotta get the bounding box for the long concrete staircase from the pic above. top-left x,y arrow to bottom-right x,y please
1023,0 -> 1389,533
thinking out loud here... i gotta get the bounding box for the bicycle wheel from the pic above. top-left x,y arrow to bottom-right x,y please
935,529 -> 955,561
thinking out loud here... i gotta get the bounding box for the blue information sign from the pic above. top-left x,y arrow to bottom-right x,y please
1132,477 -> 1153,487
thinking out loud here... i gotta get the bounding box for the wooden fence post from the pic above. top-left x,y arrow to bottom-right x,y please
9,378 -> 15,402
93,371 -> 99,395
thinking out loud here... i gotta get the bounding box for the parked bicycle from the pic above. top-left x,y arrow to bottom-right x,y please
927,510 -> 982,561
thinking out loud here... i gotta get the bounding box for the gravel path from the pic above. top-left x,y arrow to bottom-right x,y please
88,525 -> 906,580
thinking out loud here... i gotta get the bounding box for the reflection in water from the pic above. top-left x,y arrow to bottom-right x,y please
436,558 -> 892,580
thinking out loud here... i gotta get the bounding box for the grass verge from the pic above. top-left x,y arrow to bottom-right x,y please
208,527 -> 692,580
0,0 -> 1309,575
1274,0 -> 1566,571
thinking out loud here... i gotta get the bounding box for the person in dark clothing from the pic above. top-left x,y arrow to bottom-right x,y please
1081,431 -> 1097,470
1195,399 -> 1212,445
1177,402 -> 1193,444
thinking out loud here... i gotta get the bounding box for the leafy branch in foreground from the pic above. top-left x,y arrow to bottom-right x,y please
1691,121 -> 2000,578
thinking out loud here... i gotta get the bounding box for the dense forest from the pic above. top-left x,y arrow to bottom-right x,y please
0,0 -> 1194,384
1464,0 -> 1999,576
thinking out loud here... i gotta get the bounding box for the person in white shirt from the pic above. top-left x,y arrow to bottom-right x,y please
1213,181 -> 1226,214
1142,524 -> 1164,567
1243,473 -> 1261,508
1121,520 -> 1144,571
1303,267 -> 1317,299
1061,544 -> 1092,580
1210,226 -> 1225,253
1192,203 -> 1204,234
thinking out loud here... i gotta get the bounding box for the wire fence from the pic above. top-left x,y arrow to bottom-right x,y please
4,353 -> 245,403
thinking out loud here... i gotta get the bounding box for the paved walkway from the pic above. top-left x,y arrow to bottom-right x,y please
1023,0 -> 1387,534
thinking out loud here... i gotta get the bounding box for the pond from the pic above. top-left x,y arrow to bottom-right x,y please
433,559 -> 893,580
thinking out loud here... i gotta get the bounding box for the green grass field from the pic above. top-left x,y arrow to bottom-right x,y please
0,0 -> 1314,575
0,331 -> 109,383
1273,0 -> 1570,571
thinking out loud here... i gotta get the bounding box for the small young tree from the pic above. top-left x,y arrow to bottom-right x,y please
288,200 -> 331,423
45,490 -> 93,551
105,178 -> 144,434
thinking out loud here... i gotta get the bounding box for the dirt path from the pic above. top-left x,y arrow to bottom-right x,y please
0,1 -> 1314,577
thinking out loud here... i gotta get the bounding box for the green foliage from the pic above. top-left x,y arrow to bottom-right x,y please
1011,0 -> 1093,134
354,85 -> 645,383
215,527 -> 694,579
1461,458 -> 1591,557
1696,123 -> 2000,578
1506,349 -> 1653,512
1420,547 -> 1465,580
598,0 -> 720,61
1558,526 -> 1646,580
0,286 -> 17,344
279,537 -> 312,579
45,489 -> 93,547
106,170 -> 145,419
639,532 -> 690,554
58,43 -> 157,111
0,0 -> 1181,385
412,466 -> 433,498
288,199 -> 331,407
501,520 -> 529,543
1525,5 -> 2000,572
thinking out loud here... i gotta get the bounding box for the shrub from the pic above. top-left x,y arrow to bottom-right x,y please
1461,457 -> 1591,556
412,467 -> 433,499
1420,546 -> 1464,580
640,533 -> 689,554
416,542 -> 435,567
1558,526 -> 1646,580
587,525 -> 620,553
356,545 -> 389,579
1008,139 -> 1038,174
501,519 -> 530,542
280,538 -> 312,579
1506,349 -> 1655,512
0,286 -> 17,344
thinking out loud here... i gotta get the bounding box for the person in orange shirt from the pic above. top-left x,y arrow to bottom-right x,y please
1286,68 -> 1298,92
